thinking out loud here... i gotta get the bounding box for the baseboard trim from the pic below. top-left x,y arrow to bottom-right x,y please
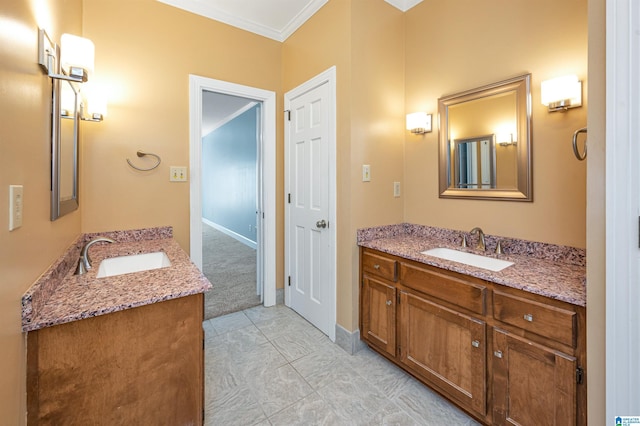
202,218 -> 257,249
335,323 -> 366,355
275,288 -> 284,305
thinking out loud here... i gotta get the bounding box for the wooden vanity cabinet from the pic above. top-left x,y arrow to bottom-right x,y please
492,329 -> 577,426
27,294 -> 204,425
359,247 -> 586,426
399,290 -> 487,416
361,250 -> 398,357
490,287 -> 585,426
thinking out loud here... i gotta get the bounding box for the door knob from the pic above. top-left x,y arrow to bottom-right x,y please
316,220 -> 327,229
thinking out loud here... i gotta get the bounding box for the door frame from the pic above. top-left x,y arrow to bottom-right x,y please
605,0 -> 640,417
284,66 -> 337,341
189,75 -> 276,307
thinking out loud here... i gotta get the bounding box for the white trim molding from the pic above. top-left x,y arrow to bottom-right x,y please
189,74 -> 276,306
605,0 -> 640,419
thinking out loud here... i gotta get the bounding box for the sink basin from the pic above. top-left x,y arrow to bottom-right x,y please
421,247 -> 514,272
96,252 -> 171,278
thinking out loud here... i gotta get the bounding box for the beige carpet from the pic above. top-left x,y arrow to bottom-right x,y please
202,223 -> 260,319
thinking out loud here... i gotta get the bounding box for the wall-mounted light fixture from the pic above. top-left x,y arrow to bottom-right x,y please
39,29 -> 94,83
80,83 -> 107,121
496,133 -> 517,146
541,75 -> 582,112
406,112 -> 432,134
38,28 -> 103,221
39,28 -> 105,122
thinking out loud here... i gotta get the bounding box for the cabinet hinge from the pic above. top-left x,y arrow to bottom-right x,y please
288,193 -> 291,204
576,366 -> 584,384
286,110 -> 291,121
288,276 -> 291,286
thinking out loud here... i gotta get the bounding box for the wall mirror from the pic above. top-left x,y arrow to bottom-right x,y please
438,73 -> 532,201
51,77 -> 80,220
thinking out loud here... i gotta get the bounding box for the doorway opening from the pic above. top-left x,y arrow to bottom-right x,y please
189,75 -> 276,317
201,96 -> 260,318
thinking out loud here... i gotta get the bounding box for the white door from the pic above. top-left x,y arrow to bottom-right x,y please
285,68 -> 336,340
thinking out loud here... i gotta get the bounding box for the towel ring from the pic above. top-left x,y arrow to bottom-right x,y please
126,150 -> 161,171
572,127 -> 587,161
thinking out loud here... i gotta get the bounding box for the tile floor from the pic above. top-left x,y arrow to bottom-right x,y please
203,304 -> 481,425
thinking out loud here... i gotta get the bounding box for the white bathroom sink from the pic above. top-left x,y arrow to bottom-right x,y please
96,251 -> 171,278
421,247 -> 514,272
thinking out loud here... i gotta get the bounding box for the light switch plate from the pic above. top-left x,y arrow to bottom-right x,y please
362,165 -> 371,182
170,166 -> 188,182
393,182 -> 401,197
9,185 -> 23,231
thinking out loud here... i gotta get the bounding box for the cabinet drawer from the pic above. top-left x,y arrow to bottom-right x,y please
493,290 -> 576,347
362,251 -> 397,282
399,263 -> 486,315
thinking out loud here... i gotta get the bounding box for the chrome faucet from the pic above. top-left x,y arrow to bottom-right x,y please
75,237 -> 115,275
469,227 -> 486,251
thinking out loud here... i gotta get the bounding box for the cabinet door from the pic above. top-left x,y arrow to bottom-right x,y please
399,291 -> 486,416
492,328 -> 576,426
361,276 -> 397,357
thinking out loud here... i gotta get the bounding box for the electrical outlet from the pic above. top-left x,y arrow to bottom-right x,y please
170,166 -> 188,182
362,165 -> 371,182
9,185 -> 23,231
394,182 -> 401,198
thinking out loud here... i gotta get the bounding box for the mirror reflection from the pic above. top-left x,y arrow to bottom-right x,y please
438,74 -> 532,201
454,135 -> 496,189
51,78 -> 80,220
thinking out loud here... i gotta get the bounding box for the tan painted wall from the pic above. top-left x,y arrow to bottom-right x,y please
349,1 -> 405,328
404,0 -> 588,248
0,1 -> 83,423
80,0 -> 283,259
283,0 -> 405,331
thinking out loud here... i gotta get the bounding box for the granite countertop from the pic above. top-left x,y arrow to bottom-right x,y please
358,224 -> 586,307
22,227 -> 212,332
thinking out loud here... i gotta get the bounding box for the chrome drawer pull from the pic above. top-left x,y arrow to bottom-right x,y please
472,340 -> 480,348
386,300 -> 392,306
374,264 -> 380,270
494,350 -> 503,359
523,313 -> 534,322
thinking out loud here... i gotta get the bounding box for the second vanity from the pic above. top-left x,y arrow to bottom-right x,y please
358,224 -> 586,426
22,227 -> 211,425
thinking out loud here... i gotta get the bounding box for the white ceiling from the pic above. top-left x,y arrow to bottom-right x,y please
158,0 -> 423,42
175,0 -> 423,131
201,92 -> 256,136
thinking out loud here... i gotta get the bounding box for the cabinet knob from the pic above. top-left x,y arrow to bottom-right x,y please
386,300 -> 392,306
471,340 -> 480,348
494,350 -> 503,359
523,313 -> 534,322
373,264 -> 380,270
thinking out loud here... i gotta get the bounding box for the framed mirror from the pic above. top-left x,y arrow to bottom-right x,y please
438,74 -> 532,201
51,77 -> 80,220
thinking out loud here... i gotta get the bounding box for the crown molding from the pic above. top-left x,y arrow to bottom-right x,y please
384,0 -> 423,12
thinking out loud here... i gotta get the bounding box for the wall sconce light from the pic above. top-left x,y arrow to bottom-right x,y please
39,29 -> 94,83
496,133 -> 517,146
406,112 -> 432,134
39,28 -> 104,221
80,83 -> 107,122
541,75 -> 582,112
